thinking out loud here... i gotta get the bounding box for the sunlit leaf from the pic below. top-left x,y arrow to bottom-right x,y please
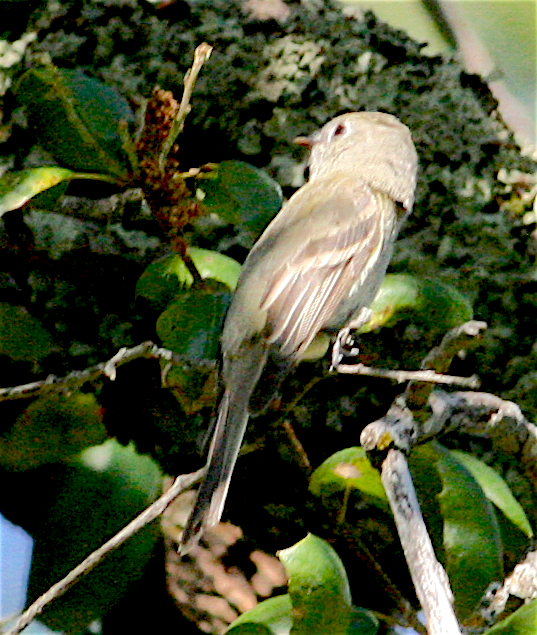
136,248 -> 241,311
485,597 -> 537,634
450,450 -> 533,538
227,597 -> 377,635
190,247 -> 241,289
227,595 -> 293,635
0,167 -> 74,216
359,274 -> 473,334
228,537 -> 377,635
309,447 -> 389,514
279,534 -> 352,635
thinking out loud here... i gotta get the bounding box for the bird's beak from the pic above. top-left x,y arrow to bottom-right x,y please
293,135 -> 313,147
293,130 -> 320,148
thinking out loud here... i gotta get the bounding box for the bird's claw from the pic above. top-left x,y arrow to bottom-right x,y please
331,328 -> 360,370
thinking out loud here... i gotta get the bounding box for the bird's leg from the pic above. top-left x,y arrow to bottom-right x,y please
331,307 -> 372,369
331,328 -> 359,369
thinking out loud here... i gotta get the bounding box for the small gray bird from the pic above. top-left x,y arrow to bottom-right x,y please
180,111 -> 418,552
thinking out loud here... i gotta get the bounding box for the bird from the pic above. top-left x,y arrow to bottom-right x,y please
180,111 -> 418,553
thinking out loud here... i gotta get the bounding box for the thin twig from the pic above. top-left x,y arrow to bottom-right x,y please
158,43 -> 213,170
382,449 -> 461,635
0,341 -> 215,402
334,363 -> 480,388
4,469 -> 204,635
281,419 -> 312,475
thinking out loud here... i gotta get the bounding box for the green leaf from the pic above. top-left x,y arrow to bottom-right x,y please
227,595 -> 293,635
408,444 -> 446,561
136,248 -> 241,311
359,274 -> 473,334
0,302 -> 54,361
0,167 -> 74,215
0,392 -> 106,471
450,450 -> 533,538
16,66 -> 134,181
200,160 -> 282,236
432,442 -> 504,619
279,534 -> 352,635
156,289 -> 231,360
309,447 -> 389,514
227,598 -> 377,635
484,597 -> 537,635
190,247 -> 242,289
26,440 -> 162,634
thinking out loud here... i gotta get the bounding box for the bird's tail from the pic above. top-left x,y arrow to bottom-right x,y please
179,348 -> 265,553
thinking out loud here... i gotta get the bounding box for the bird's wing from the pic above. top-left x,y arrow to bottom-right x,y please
258,180 -> 395,357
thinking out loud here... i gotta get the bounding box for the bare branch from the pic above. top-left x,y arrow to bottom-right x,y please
381,450 -> 461,635
0,341 -> 215,402
360,321 -> 487,451
477,550 -> 537,625
334,363 -> 480,389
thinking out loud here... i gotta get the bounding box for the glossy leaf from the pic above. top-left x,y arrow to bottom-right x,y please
408,444 -> 446,561
0,392 -> 106,471
190,247 -> 242,289
485,597 -> 537,635
136,248 -> 241,311
227,596 -> 377,635
16,66 -> 134,181
156,289 -> 231,360
450,450 -> 533,538
26,440 -> 162,633
309,447 -> 389,514
359,274 -> 473,334
0,167 -> 74,216
279,533 -> 352,635
0,302 -> 54,361
433,443 -> 504,619
227,594 -> 293,635
200,160 -> 282,236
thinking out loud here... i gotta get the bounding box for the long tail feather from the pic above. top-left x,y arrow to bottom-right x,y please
180,345 -> 266,553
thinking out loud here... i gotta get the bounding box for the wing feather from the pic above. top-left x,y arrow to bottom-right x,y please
255,179 -> 395,357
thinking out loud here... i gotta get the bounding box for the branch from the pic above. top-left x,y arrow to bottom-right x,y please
360,321 -> 488,451
381,450 -> 462,635
333,321 -> 486,392
356,322 -> 489,633
334,363 -> 479,388
4,468 -> 204,635
0,341 -> 215,402
476,550 -> 537,625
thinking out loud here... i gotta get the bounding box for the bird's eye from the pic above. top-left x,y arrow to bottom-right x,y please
328,123 -> 348,142
333,124 -> 346,136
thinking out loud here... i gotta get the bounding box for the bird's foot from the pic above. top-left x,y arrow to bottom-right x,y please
331,328 -> 359,370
